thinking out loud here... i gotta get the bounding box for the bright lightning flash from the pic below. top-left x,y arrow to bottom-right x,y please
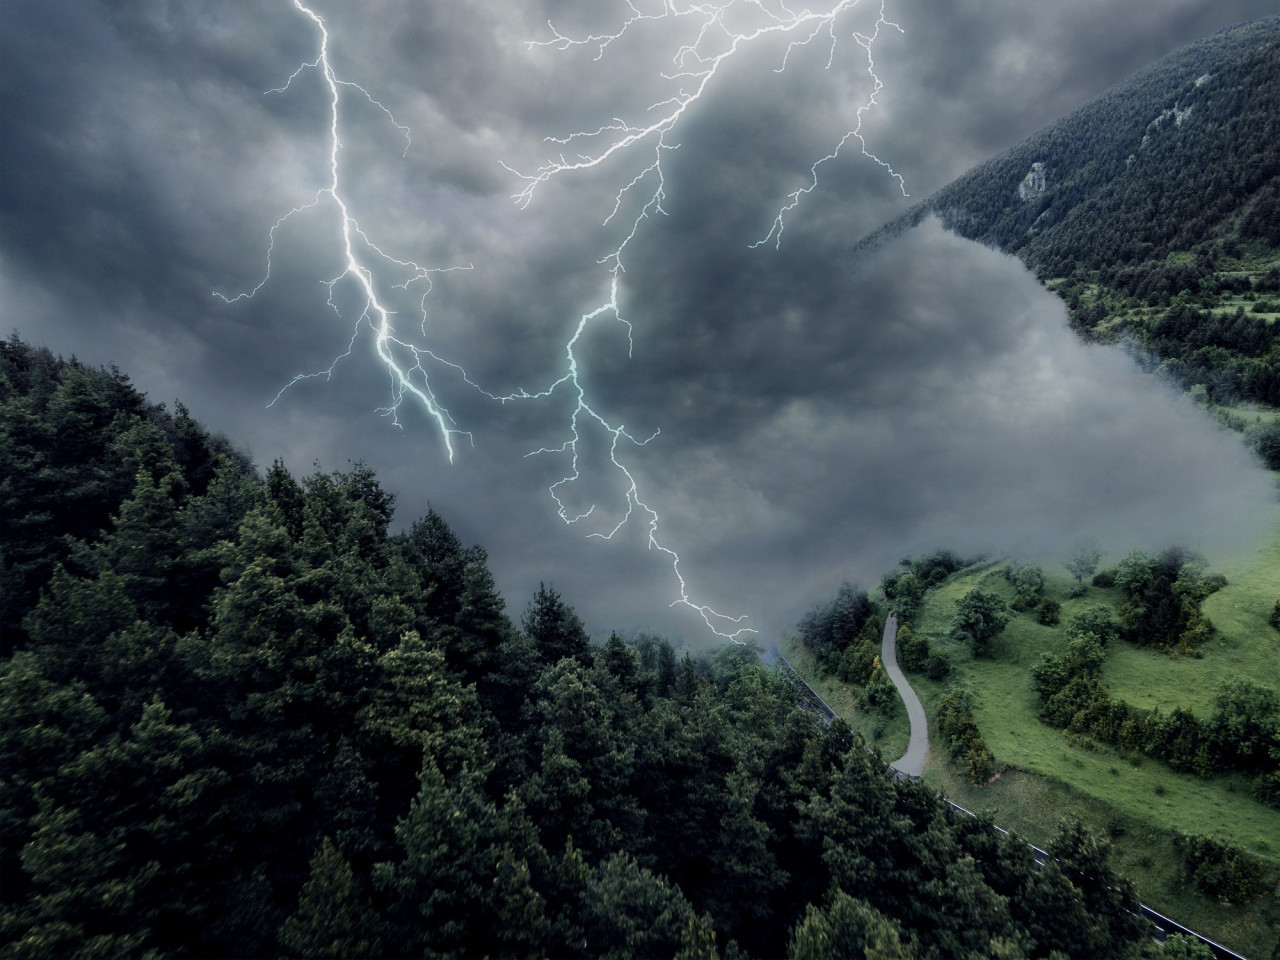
215,0 -> 475,462
497,0 -> 908,640
218,0 -> 904,644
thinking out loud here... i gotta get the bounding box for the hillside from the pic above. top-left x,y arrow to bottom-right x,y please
783,540 -> 1280,957
1,335 -> 1168,958
857,16 -> 1280,425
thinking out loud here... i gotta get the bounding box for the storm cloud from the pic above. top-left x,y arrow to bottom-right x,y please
3,0 -> 1274,640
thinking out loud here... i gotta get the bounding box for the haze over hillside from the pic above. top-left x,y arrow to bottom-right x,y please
857,16 -> 1280,416
859,16 -> 1279,276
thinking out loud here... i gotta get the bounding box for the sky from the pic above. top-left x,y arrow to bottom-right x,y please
2,0 -> 1276,644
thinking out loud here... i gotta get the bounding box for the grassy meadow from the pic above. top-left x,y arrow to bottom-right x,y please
783,496 -> 1279,955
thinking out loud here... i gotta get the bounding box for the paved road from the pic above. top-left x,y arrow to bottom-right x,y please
881,612 -> 929,777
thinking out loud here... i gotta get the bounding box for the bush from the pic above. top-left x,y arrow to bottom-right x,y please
1068,605 -> 1120,645
1178,835 -> 1262,904
834,633 -> 879,686
925,652 -> 951,681
864,661 -> 899,718
1092,569 -> 1117,588
1159,933 -> 1214,959
1270,599 -> 1280,631
1031,653 -> 1070,699
896,624 -> 930,673
1005,562 -> 1046,611
937,689 -> 993,784
1037,599 -> 1061,626
1251,770 -> 1280,809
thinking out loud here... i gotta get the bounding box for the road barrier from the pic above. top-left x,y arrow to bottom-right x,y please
760,639 -> 1249,959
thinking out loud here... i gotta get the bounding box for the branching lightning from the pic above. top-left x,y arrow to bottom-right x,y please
219,0 -> 905,643
504,0 -> 907,246
215,0 -> 476,462
497,0 -> 907,639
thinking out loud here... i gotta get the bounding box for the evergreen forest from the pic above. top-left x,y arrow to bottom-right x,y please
858,15 -> 1280,459
1,338 -> 1172,957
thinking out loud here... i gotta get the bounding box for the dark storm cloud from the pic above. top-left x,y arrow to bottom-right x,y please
3,0 -> 1274,640
565,218 -> 1273,633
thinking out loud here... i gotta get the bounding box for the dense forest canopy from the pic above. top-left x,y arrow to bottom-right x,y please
0,335 -> 1163,957
858,16 -> 1280,434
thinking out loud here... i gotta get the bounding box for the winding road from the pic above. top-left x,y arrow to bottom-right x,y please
881,612 -> 929,777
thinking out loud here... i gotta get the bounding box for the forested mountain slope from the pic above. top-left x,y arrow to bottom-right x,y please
858,16 -> 1280,416
1,335 -> 1157,957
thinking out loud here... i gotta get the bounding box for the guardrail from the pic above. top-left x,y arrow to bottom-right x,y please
763,640 -> 839,724
941,798 -> 1248,959
759,640 -> 1249,960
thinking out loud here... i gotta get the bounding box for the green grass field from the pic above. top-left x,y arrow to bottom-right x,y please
778,481 -> 1280,954
910,558 -> 1280,863
898,519 -> 1280,957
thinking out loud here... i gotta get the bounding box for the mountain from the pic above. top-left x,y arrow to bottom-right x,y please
857,16 -> 1280,410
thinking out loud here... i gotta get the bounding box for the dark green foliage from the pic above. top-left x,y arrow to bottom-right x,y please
1247,422 -> 1280,470
0,334 -> 1158,959
0,336 -> 255,650
924,651 -> 952,680
1068,605 -> 1121,646
788,891 -> 912,959
1036,598 -> 1061,626
1270,599 -> 1280,631
832,617 -> 884,687
523,582 -> 591,665
1114,547 -> 1220,652
796,582 -> 874,662
951,589 -> 1011,656
1160,933 -> 1215,959
1092,568 -> 1118,588
858,19 -> 1280,407
279,838 -> 381,958
1045,818 -> 1148,953
1178,835 -> 1263,904
936,690 -> 995,784
863,660 -> 898,717
895,623 -> 930,672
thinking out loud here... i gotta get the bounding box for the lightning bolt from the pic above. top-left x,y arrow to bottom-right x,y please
214,0 -> 476,462
496,0 -> 908,639
218,0 -> 904,643
504,0 -> 907,245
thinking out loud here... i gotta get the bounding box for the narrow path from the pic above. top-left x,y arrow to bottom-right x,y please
881,612 -> 928,777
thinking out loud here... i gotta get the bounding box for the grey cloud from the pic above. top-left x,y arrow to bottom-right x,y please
2,0 -> 1274,643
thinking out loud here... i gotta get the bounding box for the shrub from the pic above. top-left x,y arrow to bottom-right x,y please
1037,599 -> 1061,626
1159,933 -> 1214,959
924,652 -> 951,681
1092,569 -> 1117,588
1178,835 -> 1262,904
896,624 -> 930,673
1067,606 -> 1120,646
1030,653 -> 1070,699
937,689 -> 993,784
1251,771 -> 1280,809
